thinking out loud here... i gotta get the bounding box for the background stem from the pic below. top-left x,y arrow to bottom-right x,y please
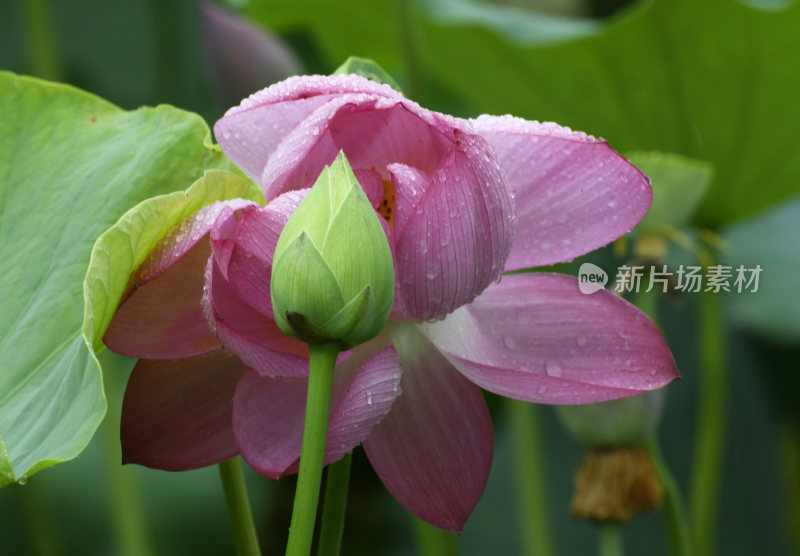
599,523 -> 624,556
317,453 -> 352,556
286,341 -> 341,556
411,516 -> 458,556
19,0 -> 61,80
508,399 -> 555,556
646,437 -> 692,556
100,350 -> 154,556
219,457 -> 261,556
689,291 -> 726,556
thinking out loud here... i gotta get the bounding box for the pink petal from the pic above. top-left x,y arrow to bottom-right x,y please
137,199 -> 257,283
104,198 -> 257,359
363,323 -> 493,533
394,133 -> 514,320
215,74 -> 405,184
387,163 -> 428,237
471,115 -> 652,270
353,168 -> 384,209
203,256 -> 309,376
260,95 -> 457,200
234,190 -> 308,267
209,199 -> 303,318
121,351 -> 245,471
234,346 -> 402,479
104,240 -> 220,358
223,73 -> 404,116
423,273 -> 679,404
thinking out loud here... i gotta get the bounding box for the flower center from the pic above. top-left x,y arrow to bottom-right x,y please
378,179 -> 395,228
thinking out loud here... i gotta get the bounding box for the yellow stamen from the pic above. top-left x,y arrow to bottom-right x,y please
377,179 -> 395,228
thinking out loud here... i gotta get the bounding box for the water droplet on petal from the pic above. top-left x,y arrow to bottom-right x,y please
503,335 -> 516,350
545,361 -> 563,378
577,335 -> 588,348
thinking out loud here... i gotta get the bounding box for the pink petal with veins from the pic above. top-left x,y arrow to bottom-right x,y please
395,134 -> 513,320
234,346 -> 402,478
472,115 -> 651,270
104,241 -> 219,358
364,324 -> 493,532
423,273 -> 679,404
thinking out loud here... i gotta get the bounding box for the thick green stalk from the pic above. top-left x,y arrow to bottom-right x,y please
317,453 -> 353,556
219,457 -> 262,556
599,523 -> 624,556
689,291 -> 726,556
286,341 -> 341,556
411,516 -> 459,556
646,437 -> 692,556
508,399 -> 555,556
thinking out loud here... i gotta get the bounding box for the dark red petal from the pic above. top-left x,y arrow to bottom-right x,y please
121,350 -> 245,471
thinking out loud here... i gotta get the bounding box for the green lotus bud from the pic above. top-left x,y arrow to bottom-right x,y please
557,388 -> 666,447
270,151 -> 395,348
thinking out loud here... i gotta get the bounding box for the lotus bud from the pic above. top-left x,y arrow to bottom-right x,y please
270,151 -> 395,348
557,388 -> 666,447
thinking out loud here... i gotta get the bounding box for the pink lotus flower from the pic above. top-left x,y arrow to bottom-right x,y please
105,74 -> 678,532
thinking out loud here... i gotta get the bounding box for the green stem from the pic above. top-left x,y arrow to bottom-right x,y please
18,0 -> 61,80
411,516 -> 459,556
100,350 -> 154,556
780,421 -> 800,556
219,457 -> 262,556
646,436 -> 692,556
317,453 -> 352,556
689,291 -> 726,556
508,399 -> 555,556
286,341 -> 341,556
599,523 -> 624,556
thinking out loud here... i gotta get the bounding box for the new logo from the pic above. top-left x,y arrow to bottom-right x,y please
578,263 -> 608,295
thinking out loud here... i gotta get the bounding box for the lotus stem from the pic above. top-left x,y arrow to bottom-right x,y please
508,399 -> 555,556
317,452 -> 353,556
689,291 -> 726,556
599,523 -> 624,556
411,515 -> 459,556
101,350 -> 154,556
219,457 -> 261,556
286,341 -> 341,556
646,436 -> 692,556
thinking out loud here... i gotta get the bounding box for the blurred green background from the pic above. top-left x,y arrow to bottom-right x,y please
1,0 -> 798,554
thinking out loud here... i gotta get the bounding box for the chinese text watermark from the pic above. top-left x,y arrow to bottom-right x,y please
578,263 -> 762,295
